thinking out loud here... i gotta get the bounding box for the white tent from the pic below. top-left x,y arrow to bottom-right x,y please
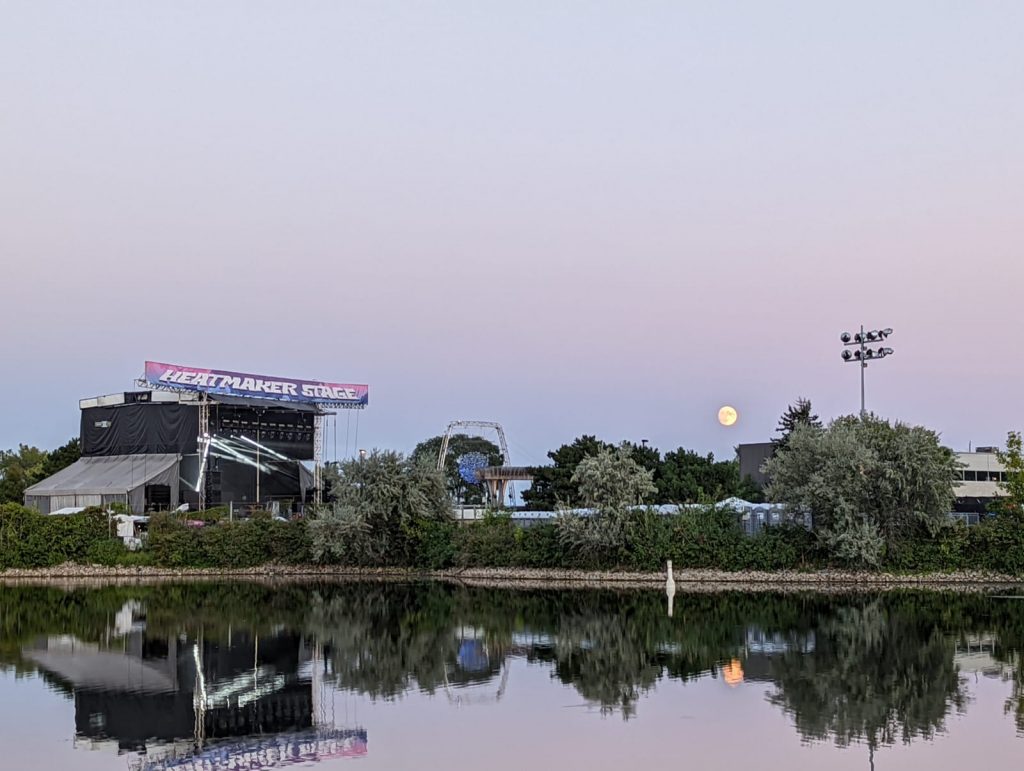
24,454 -> 180,514
22,638 -> 178,694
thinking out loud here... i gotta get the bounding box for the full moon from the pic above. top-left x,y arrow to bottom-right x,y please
718,405 -> 738,427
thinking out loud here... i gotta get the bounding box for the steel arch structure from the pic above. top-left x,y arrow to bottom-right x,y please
436,421 -> 511,470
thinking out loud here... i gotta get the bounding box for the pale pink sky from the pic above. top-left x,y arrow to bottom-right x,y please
2,1 -> 1022,463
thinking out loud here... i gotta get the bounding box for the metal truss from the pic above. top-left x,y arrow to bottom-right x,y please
437,421 -> 511,470
313,413 -> 325,506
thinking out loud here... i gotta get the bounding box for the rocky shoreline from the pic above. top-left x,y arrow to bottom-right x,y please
2,563 -> 1023,591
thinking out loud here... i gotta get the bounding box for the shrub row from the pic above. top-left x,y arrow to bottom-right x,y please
448,510 -> 819,572
7,502 -> 1024,574
0,505 -> 313,570
448,514 -> 1024,574
0,503 -> 112,569
146,513 -> 313,568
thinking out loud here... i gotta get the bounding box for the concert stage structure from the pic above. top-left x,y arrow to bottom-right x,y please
22,602 -> 369,769
24,361 -> 368,514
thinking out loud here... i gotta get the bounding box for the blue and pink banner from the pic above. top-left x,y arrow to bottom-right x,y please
144,361 -> 368,407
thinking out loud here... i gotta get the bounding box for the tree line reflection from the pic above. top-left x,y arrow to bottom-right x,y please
3,581 -> 1024,757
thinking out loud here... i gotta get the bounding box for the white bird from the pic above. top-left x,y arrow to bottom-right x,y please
665,560 -> 676,617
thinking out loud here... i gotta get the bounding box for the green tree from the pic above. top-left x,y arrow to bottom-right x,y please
763,415 -> 959,566
522,435 -> 614,509
625,442 -> 662,477
775,397 -> 822,451
0,444 -> 48,504
411,434 -> 502,505
995,431 -> 1024,517
574,444 -> 658,509
40,438 -> 81,479
556,444 -> 657,564
309,450 -> 452,565
656,449 -> 753,503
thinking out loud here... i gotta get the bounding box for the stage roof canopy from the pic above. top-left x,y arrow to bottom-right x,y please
23,644 -> 177,694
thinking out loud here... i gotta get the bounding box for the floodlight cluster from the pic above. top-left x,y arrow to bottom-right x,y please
840,327 -> 895,364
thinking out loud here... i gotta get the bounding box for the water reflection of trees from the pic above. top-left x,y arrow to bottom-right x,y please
303,586 -> 818,719
532,607 -> 664,717
304,584 -> 459,699
9,582 -> 1024,748
767,598 -> 968,749
985,607 -> 1024,733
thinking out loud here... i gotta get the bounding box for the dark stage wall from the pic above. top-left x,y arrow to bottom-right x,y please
81,402 -> 315,459
82,404 -> 199,456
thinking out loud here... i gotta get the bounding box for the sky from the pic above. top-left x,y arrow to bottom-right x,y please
2,1 -> 1022,465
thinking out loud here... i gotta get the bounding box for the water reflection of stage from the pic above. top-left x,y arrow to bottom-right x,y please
21,602 -> 367,768
130,728 -> 368,771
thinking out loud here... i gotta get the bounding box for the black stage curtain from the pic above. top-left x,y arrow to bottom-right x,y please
81,404 -> 199,456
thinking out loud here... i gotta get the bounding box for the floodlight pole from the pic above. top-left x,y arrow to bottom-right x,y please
840,325 -> 894,419
858,324 -> 866,418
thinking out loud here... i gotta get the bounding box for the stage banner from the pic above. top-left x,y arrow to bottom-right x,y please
144,361 -> 368,406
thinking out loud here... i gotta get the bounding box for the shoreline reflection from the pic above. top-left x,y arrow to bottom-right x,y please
3,582 -> 1024,767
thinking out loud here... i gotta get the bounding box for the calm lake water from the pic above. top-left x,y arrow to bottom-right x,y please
3,582 -> 1024,770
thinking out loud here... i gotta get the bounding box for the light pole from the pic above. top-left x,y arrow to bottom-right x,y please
840,326 -> 894,417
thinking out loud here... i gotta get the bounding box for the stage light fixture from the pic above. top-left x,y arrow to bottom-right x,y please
839,324 -> 894,416
211,437 -> 271,473
237,434 -> 290,461
194,434 -> 213,492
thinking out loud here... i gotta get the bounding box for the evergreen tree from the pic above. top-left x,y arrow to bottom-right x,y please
775,397 -> 822,450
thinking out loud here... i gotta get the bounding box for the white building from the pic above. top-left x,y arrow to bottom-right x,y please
954,449 -> 1008,512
